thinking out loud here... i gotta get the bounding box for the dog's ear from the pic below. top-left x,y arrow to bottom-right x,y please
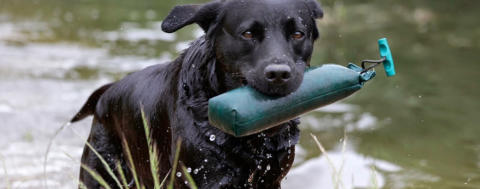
306,0 -> 324,19
161,1 -> 222,33
305,0 -> 323,40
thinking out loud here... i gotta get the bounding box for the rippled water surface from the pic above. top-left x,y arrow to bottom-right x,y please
0,0 -> 479,188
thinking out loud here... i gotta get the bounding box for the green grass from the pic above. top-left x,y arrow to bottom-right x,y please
370,165 -> 379,189
311,133 -> 346,189
43,121 -> 70,189
61,106 -> 196,189
181,164 -> 198,189
120,134 -> 143,189
168,138 -> 182,189
141,107 -> 162,189
0,154 -> 12,189
83,139 -> 123,188
311,132 -> 379,189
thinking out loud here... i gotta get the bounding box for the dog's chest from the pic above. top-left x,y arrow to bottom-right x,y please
171,93 -> 299,188
173,113 -> 299,187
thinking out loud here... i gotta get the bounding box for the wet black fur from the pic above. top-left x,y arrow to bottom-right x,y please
72,0 -> 322,188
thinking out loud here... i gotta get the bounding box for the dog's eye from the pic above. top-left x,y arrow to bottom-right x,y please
292,31 -> 304,39
242,31 -> 254,39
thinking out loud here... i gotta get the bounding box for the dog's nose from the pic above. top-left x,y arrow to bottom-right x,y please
264,64 -> 291,83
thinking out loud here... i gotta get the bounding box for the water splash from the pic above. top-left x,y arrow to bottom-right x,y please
209,134 -> 216,141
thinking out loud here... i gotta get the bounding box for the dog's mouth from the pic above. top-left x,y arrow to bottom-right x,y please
228,70 -> 303,97
253,82 -> 302,97
248,76 -> 303,97
241,79 -> 248,86
229,72 -> 248,86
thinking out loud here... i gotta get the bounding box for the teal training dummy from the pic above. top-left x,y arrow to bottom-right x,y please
208,38 -> 396,137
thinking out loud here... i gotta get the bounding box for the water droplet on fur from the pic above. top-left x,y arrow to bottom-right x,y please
185,181 -> 189,185
257,165 -> 262,170
266,153 -> 272,159
176,172 -> 182,177
187,167 -> 192,173
204,159 -> 208,163
209,134 -> 216,141
192,64 -> 196,68
261,179 -> 264,183
193,168 -> 199,174
266,164 -> 271,170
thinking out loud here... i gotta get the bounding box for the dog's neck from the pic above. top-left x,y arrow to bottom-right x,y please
178,36 -> 222,99
169,36 -> 226,122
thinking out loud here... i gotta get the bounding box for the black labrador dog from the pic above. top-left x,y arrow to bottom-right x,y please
71,0 -> 323,188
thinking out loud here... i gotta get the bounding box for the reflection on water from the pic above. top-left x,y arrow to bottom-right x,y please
0,0 -> 479,188
284,143 -> 403,189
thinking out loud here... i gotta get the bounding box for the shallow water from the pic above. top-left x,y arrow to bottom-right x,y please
0,0 -> 479,188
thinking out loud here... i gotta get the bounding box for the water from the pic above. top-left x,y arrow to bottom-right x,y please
0,0 -> 479,188
209,134 -> 216,141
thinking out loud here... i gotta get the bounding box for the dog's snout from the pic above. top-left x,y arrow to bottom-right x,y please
264,64 -> 292,83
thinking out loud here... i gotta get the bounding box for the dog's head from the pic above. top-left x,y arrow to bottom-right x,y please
162,0 -> 323,96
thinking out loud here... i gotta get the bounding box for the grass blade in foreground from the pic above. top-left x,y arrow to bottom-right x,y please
116,161 -> 129,188
168,139 -> 182,189
81,164 -> 113,189
141,107 -> 161,189
43,122 -> 70,189
70,126 -> 123,189
63,151 -> 111,189
310,133 -> 345,189
182,164 -> 198,189
83,140 -> 123,189
0,154 -> 12,189
160,169 -> 172,187
62,154 -> 88,189
122,135 -> 142,189
370,165 -> 378,189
